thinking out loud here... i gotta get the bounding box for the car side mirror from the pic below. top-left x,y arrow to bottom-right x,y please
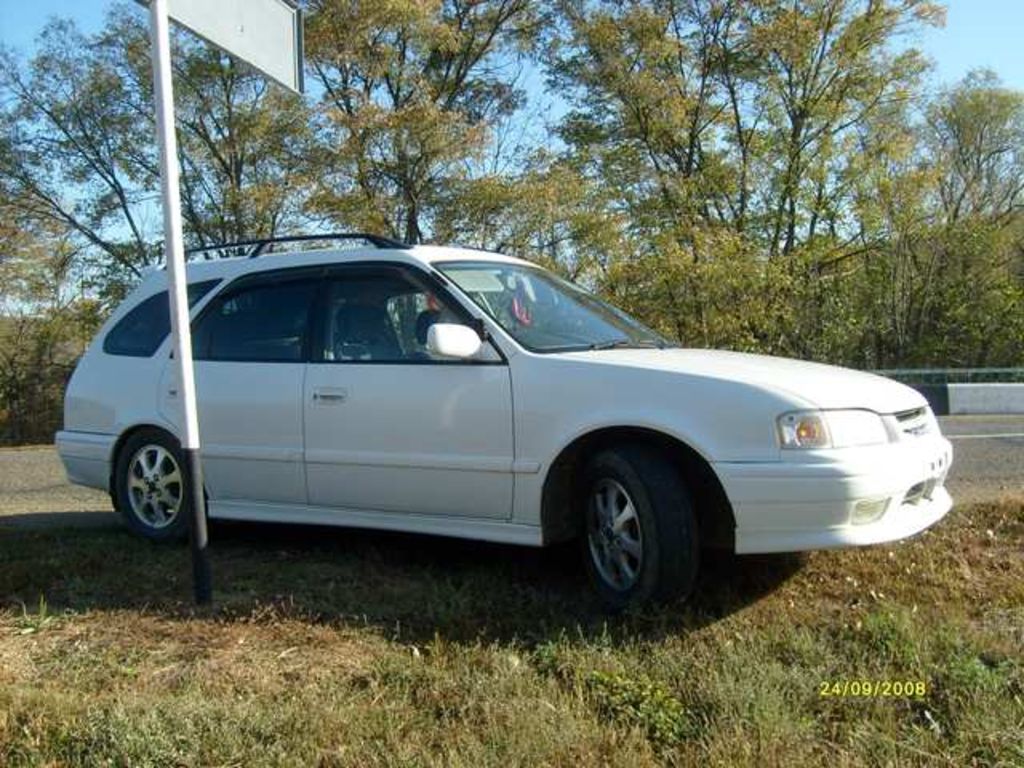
426,323 -> 482,359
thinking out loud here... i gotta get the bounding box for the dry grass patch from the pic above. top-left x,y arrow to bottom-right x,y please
0,500 -> 1021,766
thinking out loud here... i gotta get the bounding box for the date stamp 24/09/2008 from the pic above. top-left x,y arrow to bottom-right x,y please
819,680 -> 928,698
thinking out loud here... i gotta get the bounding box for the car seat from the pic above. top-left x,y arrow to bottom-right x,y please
333,303 -> 401,361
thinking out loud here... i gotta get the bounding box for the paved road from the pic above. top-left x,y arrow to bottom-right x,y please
940,415 -> 1024,502
0,446 -> 113,529
0,415 -> 1020,529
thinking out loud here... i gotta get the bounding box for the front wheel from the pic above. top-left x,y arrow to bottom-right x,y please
113,428 -> 192,542
580,444 -> 699,610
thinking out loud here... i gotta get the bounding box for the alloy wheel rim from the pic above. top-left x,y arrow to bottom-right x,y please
127,444 -> 183,529
586,478 -> 644,591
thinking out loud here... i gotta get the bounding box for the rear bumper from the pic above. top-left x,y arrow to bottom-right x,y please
55,430 -> 116,491
715,436 -> 954,554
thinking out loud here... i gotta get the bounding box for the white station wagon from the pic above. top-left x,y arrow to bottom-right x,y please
57,234 -> 953,608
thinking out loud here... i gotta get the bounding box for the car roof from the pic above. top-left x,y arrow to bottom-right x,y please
139,243 -> 533,292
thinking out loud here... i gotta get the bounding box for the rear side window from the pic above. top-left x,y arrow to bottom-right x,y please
103,280 -> 220,357
193,279 -> 318,362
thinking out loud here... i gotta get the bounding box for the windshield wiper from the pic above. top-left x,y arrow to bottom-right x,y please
587,339 -> 667,350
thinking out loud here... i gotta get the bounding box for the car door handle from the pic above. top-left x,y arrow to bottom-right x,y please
312,387 -> 348,403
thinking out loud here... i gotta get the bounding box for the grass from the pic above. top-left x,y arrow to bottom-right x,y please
0,501 -> 1022,766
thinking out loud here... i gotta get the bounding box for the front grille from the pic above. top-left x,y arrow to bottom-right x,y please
894,407 -> 932,438
895,407 -> 926,422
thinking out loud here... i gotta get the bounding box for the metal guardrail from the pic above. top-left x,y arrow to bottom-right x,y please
873,369 -> 1024,415
874,368 -> 1024,384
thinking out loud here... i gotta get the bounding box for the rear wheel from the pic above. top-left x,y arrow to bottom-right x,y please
113,428 -> 191,542
580,444 -> 699,610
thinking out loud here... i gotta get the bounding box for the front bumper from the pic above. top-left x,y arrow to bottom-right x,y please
55,430 -> 116,492
715,436 -> 953,554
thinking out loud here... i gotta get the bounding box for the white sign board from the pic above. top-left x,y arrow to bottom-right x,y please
142,0 -> 303,93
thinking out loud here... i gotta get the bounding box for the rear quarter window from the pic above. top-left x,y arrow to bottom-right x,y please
102,280 -> 220,357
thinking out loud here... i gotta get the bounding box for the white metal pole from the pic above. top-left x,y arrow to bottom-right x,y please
148,0 -> 211,604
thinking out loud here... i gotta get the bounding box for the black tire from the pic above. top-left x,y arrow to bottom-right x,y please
112,428 -> 192,542
579,444 -> 699,610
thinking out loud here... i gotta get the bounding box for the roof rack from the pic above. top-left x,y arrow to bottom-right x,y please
183,233 -> 411,261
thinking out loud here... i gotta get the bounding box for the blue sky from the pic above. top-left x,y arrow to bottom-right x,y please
3,0 -> 1024,92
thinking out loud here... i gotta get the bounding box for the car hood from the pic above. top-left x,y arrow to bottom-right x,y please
558,347 -> 926,413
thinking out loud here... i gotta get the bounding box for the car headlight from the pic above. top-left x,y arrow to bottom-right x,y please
777,409 -> 889,449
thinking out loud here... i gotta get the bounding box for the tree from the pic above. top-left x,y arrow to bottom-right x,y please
745,0 -> 942,257
928,69 -> 1024,225
0,199 -> 101,444
0,18 -> 159,290
545,0 -> 945,357
849,70 -> 1024,368
0,6 -> 317,301
304,0 -> 540,243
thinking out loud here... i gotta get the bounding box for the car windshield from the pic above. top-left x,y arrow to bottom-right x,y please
438,261 -> 672,352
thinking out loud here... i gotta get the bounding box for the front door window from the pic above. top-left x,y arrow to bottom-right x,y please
319,271 -> 464,363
